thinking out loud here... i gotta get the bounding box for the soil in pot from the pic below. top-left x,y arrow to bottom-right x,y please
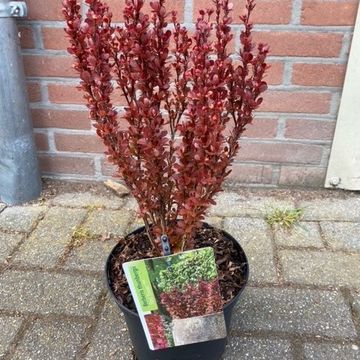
109,224 -> 248,313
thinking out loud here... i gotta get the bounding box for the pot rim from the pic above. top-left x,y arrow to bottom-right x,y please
104,222 -> 249,318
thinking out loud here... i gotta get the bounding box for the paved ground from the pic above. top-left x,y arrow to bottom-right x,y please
0,183 -> 359,359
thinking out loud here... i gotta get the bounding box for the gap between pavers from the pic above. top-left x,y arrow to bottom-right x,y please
232,287 -> 357,339
83,209 -> 134,237
11,318 -> 87,360
223,336 -> 292,360
273,222 -> 323,249
0,206 -> 46,233
0,203 -> 6,213
0,316 -> 23,357
300,198 -> 360,222
351,291 -> 360,327
13,207 -> 88,268
279,250 -> 360,288
85,299 -> 132,360
0,232 -> 24,263
0,270 -> 103,317
209,192 -> 295,218
303,343 -> 360,360
223,217 -> 278,284
64,239 -> 118,272
320,222 -> 360,252
49,192 -> 126,209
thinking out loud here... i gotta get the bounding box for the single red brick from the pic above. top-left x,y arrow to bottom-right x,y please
19,26 -> 35,49
55,133 -> 104,153
48,84 -> 84,104
285,119 -> 335,141
48,84 -> 127,106
42,27 -> 69,50
27,0 -> 64,20
253,32 -> 343,58
31,109 -> 91,130
34,132 -> 49,151
232,60 -> 283,85
227,163 -> 273,184
229,60 -> 283,88
279,166 -> 326,187
23,55 -> 76,78
266,62 -> 284,85
27,82 -> 41,102
194,0 -> 292,24
236,142 -> 324,164
243,118 -> 278,138
39,155 -> 95,175
301,0 -> 358,26
292,63 -> 346,87
260,91 -> 331,114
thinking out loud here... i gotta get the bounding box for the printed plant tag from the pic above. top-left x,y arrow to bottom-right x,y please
123,247 -> 227,350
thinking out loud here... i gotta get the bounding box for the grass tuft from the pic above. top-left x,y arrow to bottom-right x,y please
265,207 -> 304,230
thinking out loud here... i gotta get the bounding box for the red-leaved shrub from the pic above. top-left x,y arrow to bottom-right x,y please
145,314 -> 169,349
160,279 -> 223,319
62,0 -> 269,252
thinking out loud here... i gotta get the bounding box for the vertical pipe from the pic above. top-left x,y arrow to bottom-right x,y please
0,1 -> 41,204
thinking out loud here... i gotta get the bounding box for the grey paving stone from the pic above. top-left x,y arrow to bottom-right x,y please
14,208 -> 87,267
0,316 -> 23,357
304,343 -> 360,360
233,287 -> 357,338
0,206 -> 45,233
209,192 -> 295,217
122,197 -> 138,212
300,198 -> 360,221
64,240 -> 117,272
12,319 -> 86,360
84,209 -> 133,236
127,216 -> 145,233
223,218 -> 277,284
223,336 -> 292,360
352,291 -> 360,324
204,216 -> 223,229
320,222 -> 360,251
0,232 -> 24,263
274,222 -> 323,248
0,270 -> 102,316
51,192 -> 125,209
279,250 -> 360,288
85,300 -> 132,360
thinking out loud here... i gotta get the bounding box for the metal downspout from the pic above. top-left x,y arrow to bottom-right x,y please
0,0 -> 41,204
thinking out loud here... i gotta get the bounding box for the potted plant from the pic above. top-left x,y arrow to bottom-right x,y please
62,0 -> 268,358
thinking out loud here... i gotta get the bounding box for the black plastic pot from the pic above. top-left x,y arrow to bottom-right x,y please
105,223 -> 249,360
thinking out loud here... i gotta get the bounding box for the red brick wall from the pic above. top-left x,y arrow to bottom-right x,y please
21,0 -> 359,187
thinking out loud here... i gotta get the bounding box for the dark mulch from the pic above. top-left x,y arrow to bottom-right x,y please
108,225 -> 248,312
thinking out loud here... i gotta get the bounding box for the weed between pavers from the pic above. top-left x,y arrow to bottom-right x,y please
71,225 -> 98,247
85,204 -> 105,212
265,207 -> 304,231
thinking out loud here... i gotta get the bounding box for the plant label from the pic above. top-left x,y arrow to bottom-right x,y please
123,247 -> 227,350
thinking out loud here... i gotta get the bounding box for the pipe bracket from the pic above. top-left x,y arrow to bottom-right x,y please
0,1 -> 27,18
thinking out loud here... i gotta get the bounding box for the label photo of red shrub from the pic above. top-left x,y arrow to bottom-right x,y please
123,247 -> 226,350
